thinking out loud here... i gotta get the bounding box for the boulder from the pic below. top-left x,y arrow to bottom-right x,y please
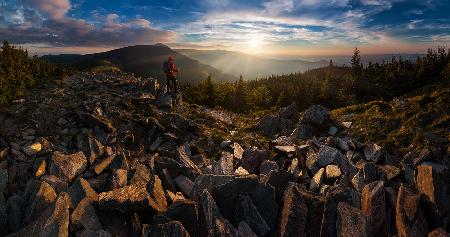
212,175 -> 278,232
129,161 -> 152,185
67,178 -> 98,208
237,221 -> 257,237
310,168 -> 325,192
291,124 -> 316,140
71,198 -> 102,231
111,169 -> 127,190
8,192 -> 70,237
325,165 -> 341,179
301,105 -> 331,126
164,200 -> 199,237
416,162 -> 449,217
77,135 -> 106,165
234,167 -> 249,176
98,176 -> 167,213
24,180 -> 57,225
76,230 -> 112,237
265,170 -> 295,203
22,142 -> 42,156
234,194 -> 270,237
199,189 -> 238,237
0,194 -> 7,236
0,168 -> 7,194
174,175 -> 194,198
396,184 -> 429,237
428,228 -> 450,237
50,151 -> 88,182
280,184 -> 325,237
233,142 -> 244,160
191,175 -> 235,201
361,181 -> 385,236
40,175 -> 69,194
279,102 -> 298,120
213,152 -> 234,175
241,148 -> 269,174
145,221 -> 190,237
321,184 -> 361,237
336,202 -> 370,237
260,160 -> 279,176
93,155 -> 115,175
364,143 -> 382,163
351,163 -> 378,192
307,145 -> 343,174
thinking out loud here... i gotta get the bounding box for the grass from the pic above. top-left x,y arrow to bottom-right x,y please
332,81 -> 450,156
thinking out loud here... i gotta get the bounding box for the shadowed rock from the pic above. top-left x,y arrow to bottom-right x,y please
50,151 -> 87,182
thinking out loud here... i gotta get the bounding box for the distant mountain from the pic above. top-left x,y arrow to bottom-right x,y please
42,45 -> 237,84
176,49 -> 329,79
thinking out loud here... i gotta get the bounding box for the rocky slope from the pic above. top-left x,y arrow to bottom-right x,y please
0,72 -> 449,237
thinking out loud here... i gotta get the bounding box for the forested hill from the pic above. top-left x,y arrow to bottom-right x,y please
42,45 -> 238,84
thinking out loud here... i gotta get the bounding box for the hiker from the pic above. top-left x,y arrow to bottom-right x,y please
163,56 -> 178,94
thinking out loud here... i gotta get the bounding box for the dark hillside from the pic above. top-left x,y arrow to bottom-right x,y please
42,45 -> 237,84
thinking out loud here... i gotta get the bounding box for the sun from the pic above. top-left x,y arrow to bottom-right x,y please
247,37 -> 262,49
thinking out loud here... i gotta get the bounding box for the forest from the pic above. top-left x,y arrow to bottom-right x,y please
183,47 -> 450,113
0,41 -> 65,104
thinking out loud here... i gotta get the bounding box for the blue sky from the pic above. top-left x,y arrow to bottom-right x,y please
1,0 -> 449,56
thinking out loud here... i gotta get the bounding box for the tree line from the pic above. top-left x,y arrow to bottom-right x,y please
183,47 -> 450,113
0,41 -> 68,105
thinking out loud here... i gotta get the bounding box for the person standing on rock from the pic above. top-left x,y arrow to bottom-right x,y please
163,56 -> 179,94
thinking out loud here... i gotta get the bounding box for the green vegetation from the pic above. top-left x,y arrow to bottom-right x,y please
184,47 -> 450,114
0,41 -> 66,104
332,82 -> 450,155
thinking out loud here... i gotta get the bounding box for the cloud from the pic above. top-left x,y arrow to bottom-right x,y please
1,0 -> 177,48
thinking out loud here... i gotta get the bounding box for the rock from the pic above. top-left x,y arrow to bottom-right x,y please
241,148 -> 269,174
428,228 -> 450,237
259,115 -> 281,137
68,178 -> 98,208
234,194 -> 270,237
213,152 -> 234,175
280,184 -> 325,237
301,105 -> 331,126
220,140 -> 232,149
6,194 -> 24,233
129,161 -> 152,185
93,155 -> 115,175
260,160 -> 279,176
176,145 -> 202,178
76,230 -> 112,237
57,118 -> 68,126
146,221 -> 190,237
307,145 -> 343,174
416,162 -> 449,216
150,137 -> 163,152
164,200 -> 199,237
200,189 -> 238,237
233,142 -> 244,160
111,169 -> 127,189
0,168 -> 7,193
22,142 -> 42,156
326,136 -> 350,151
40,175 -> 69,194
71,198 -> 102,231
156,93 -> 173,108
342,122 -> 352,128
351,162 -> 378,192
326,165 -> 341,179
310,168 -> 325,192
279,102 -> 298,120
364,143 -> 382,162
212,175 -> 278,232
33,157 -> 47,178
291,124 -> 315,140
321,184 -> 361,237
396,184 -> 429,237
274,145 -> 296,157
24,180 -> 57,225
98,176 -> 167,213
109,154 -> 129,170
174,175 -> 194,198
0,147 -> 9,160
11,149 -> 26,161
237,221 -> 257,237
50,151 -> 88,182
379,165 -> 400,181
336,202 -> 370,237
328,126 -> 338,136
77,135 -> 106,165
361,181 -> 385,235
191,174 -> 235,201
8,192 -> 70,237
0,194 -> 7,236
234,167 -> 249,176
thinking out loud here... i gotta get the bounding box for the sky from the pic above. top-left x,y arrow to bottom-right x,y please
1,0 -> 449,57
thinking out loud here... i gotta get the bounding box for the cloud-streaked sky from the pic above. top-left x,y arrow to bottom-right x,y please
1,0 -> 449,56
